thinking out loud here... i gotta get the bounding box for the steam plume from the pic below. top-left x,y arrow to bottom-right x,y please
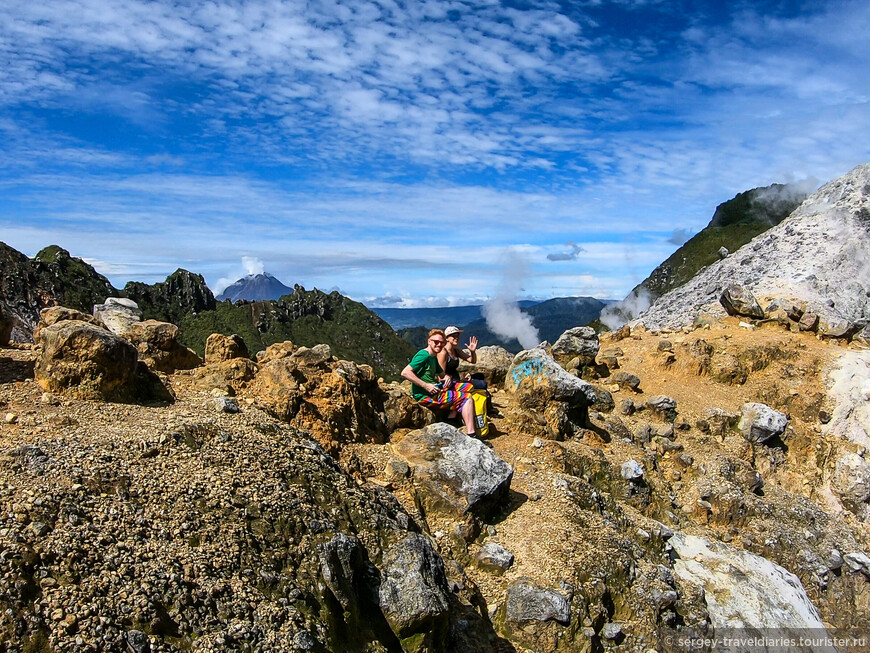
243,256 -> 265,276
599,287 -> 653,330
482,251 -> 541,350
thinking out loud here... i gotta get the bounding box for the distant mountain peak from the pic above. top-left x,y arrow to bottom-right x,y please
217,272 -> 293,302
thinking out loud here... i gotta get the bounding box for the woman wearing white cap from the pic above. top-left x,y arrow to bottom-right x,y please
439,326 -> 498,416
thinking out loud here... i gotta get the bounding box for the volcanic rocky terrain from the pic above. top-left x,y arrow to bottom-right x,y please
1,164 -> 870,653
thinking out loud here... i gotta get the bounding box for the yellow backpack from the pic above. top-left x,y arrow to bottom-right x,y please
470,390 -> 490,437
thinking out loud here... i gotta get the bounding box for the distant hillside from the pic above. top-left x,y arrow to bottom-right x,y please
373,301 -> 538,330
180,286 -> 416,379
460,296 -> 610,352
632,183 -> 809,301
0,243 -> 414,379
0,243 -> 117,340
637,162 -> 870,330
217,273 -> 294,302
123,269 -> 216,326
397,296 -> 609,352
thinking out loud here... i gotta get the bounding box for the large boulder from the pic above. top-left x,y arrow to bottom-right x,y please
124,320 -> 202,373
34,320 -> 139,401
550,326 -> 599,367
190,358 -> 258,395
504,579 -> 571,625
457,345 -> 514,387
33,306 -> 103,341
382,383 -> 434,432
719,283 -> 765,319
204,333 -> 250,364
494,579 -> 573,653
93,297 -> 143,335
671,534 -> 835,650
378,533 -> 451,649
505,348 -> 597,440
392,423 -> 513,522
247,345 -> 389,452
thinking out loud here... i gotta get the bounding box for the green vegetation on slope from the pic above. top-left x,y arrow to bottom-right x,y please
32,245 -> 117,312
632,183 -> 808,300
177,287 -> 417,380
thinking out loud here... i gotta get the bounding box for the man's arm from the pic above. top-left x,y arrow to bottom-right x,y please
401,364 -> 438,395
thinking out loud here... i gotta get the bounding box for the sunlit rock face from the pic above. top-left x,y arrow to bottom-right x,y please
638,163 -> 870,330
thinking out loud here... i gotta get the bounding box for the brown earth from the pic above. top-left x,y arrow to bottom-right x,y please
2,316 -> 869,651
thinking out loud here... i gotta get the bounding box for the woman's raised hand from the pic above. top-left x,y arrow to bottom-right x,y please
466,335 -> 478,351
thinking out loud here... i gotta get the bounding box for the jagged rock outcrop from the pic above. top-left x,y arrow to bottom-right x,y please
204,333 -> 250,364
246,342 -> 389,452
505,347 -> 597,440
637,163 -> 870,330
122,268 -> 216,326
0,243 -> 118,341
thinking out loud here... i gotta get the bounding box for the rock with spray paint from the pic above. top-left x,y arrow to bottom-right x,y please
505,348 -> 598,440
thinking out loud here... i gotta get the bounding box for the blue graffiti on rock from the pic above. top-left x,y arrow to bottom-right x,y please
510,358 -> 548,387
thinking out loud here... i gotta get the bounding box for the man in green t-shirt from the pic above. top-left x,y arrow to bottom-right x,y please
401,328 -> 477,436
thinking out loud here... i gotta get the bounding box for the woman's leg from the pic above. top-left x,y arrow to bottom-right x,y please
460,395 -> 476,436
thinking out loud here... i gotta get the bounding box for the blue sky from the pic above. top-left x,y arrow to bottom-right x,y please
1,0 -> 868,308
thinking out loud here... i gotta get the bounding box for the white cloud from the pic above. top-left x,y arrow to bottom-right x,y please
1,0 -> 869,307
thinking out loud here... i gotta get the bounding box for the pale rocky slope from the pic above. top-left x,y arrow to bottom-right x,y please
637,163 -> 870,331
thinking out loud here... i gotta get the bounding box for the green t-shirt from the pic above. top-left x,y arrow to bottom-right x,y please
409,348 -> 443,401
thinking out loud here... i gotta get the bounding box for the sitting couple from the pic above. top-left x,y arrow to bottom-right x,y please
401,326 -> 492,437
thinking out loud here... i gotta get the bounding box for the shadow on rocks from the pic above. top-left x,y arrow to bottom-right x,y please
0,355 -> 34,384
489,489 -> 529,528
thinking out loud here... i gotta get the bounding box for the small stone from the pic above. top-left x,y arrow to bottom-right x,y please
29,522 -> 51,537
384,459 -> 410,479
612,371 -> 641,391
531,437 -> 544,448
739,402 -> 787,444
292,630 -> 315,650
477,542 -> 514,573
126,629 -> 150,653
601,622 -> 623,640
827,549 -> 843,571
5,413 -> 18,424
843,552 -> 870,576
621,460 -> 644,482
214,397 -> 239,413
